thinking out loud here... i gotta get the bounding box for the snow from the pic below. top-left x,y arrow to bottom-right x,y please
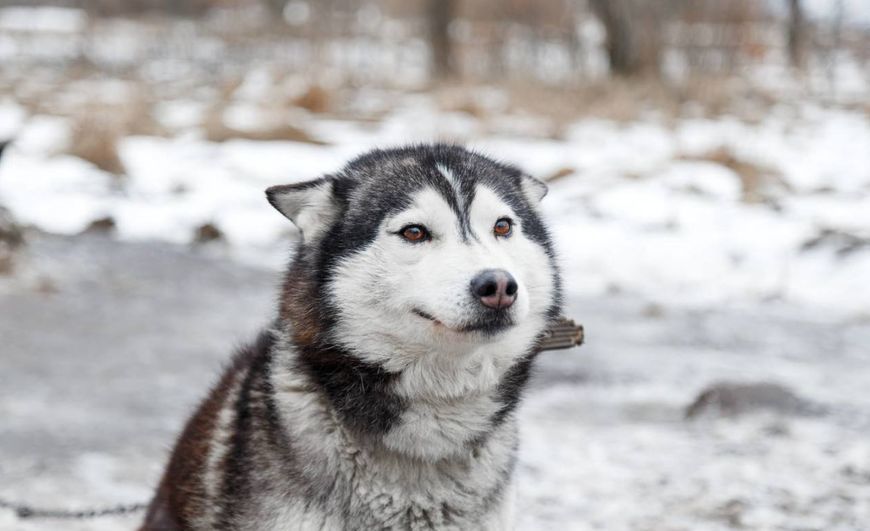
0,153 -> 113,234
0,99 -> 26,140
0,7 -> 87,34
12,115 -> 70,156
519,412 -> 870,530
2,238 -> 869,530
1,96 -> 869,318
513,294 -> 870,530
1,8 -> 868,530
799,0 -> 870,27
153,100 -> 208,131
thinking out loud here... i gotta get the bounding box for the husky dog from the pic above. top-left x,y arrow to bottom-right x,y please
141,144 -> 561,530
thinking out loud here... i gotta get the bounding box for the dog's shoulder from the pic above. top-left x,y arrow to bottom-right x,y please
142,329 -> 276,529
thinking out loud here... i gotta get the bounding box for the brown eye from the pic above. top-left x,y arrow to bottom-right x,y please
401,225 -> 429,242
494,218 -> 512,237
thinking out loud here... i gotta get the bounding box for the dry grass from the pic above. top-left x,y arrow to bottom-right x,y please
292,85 -> 331,114
15,81 -> 162,176
678,147 -> 785,203
66,94 -> 166,175
436,88 -> 492,119
69,119 -> 126,175
431,77 -> 772,139
464,75 -> 777,130
203,118 -> 327,144
202,106 -> 327,144
489,79 -> 667,126
543,166 -> 576,182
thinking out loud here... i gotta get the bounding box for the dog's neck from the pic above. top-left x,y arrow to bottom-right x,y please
266,332 -> 520,527
268,320 -> 533,464
274,260 -> 537,462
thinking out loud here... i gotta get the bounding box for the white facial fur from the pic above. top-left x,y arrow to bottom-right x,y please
328,183 -> 556,403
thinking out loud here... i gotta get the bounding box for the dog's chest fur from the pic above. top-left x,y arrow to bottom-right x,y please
273,343 -> 516,530
152,333 -> 520,531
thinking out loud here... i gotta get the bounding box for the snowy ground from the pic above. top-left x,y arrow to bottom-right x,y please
1,8 -> 869,530
1,233 -> 868,530
2,90 -> 870,531
1,8 -> 870,319
2,94 -> 870,319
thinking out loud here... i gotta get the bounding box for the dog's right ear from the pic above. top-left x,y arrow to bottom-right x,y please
266,177 -> 338,240
521,175 -> 548,204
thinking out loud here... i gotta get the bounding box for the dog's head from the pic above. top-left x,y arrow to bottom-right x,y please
268,145 -> 561,394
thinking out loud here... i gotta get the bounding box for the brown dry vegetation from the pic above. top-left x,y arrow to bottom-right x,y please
431,75 -> 779,133
543,167 -> 576,183
68,119 -> 126,175
292,85 -> 331,114
436,88 -> 492,119
66,95 -> 165,175
679,147 -> 786,203
10,76 -> 164,176
202,106 -> 327,144
200,77 -> 332,143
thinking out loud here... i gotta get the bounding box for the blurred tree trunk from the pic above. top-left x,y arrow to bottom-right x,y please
787,0 -> 806,69
589,0 -> 661,77
262,0 -> 286,18
428,0 -> 456,81
826,0 -> 844,96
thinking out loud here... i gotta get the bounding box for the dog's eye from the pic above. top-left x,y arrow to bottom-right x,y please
493,218 -> 512,237
400,225 -> 430,243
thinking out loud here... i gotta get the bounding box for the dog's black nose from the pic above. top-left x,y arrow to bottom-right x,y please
470,269 -> 518,310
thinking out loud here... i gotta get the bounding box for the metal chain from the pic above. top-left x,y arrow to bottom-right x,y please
0,496 -> 146,519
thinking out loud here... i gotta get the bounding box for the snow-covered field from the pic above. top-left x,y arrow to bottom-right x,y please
3,100 -> 870,529
2,91 -> 870,318
1,6 -> 869,318
2,6 -> 870,531
1,234 -> 869,531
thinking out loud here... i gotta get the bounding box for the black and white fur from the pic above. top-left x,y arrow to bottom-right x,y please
142,144 -> 562,530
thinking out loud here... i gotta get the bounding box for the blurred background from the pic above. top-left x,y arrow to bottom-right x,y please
0,1 -> 868,529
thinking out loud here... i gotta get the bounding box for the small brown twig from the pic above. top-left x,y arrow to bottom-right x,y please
538,317 -> 584,352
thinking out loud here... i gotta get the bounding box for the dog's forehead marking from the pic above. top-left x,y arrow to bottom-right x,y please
350,154 -> 525,246
436,162 -> 464,215
434,161 -> 476,240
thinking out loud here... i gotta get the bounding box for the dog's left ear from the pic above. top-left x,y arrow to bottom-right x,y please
521,175 -> 548,204
266,177 -> 338,240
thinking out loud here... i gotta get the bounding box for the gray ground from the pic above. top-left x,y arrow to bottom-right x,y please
1,233 -> 869,530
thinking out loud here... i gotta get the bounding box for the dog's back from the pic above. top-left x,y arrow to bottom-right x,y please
142,332 -> 274,530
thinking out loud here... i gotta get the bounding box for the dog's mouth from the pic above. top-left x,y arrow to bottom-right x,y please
412,308 -> 514,335
412,308 -> 443,326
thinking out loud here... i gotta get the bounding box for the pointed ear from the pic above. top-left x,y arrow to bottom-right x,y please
266,177 -> 339,240
521,175 -> 548,204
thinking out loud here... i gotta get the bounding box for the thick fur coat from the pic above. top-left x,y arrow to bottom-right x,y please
141,145 -> 562,530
